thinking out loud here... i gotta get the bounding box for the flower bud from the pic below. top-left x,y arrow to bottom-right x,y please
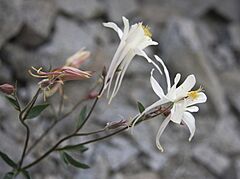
0,83 -> 15,95
65,50 -> 90,68
87,91 -> 99,99
102,66 -> 107,78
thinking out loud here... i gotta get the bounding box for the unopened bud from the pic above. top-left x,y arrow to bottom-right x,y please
0,84 -> 15,95
65,50 -> 90,68
102,66 -> 107,78
87,91 -> 99,99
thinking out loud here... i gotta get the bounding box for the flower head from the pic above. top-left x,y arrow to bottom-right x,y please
132,55 -> 207,152
100,17 -> 161,103
0,83 -> 15,95
29,51 -> 92,99
29,66 -> 91,83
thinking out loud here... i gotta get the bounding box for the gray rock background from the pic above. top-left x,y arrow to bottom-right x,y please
0,0 -> 240,178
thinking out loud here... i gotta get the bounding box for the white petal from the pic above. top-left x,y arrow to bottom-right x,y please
167,73 -> 181,100
156,116 -> 171,152
187,92 -> 207,106
154,55 -> 171,91
135,49 -> 162,74
138,40 -> 158,49
186,106 -> 199,112
170,102 -> 185,124
150,69 -> 165,99
103,22 -> 123,39
122,16 -> 130,38
174,73 -> 181,84
106,46 -> 130,98
182,112 -> 196,141
103,40 -> 126,97
175,74 -> 196,99
109,52 -> 135,103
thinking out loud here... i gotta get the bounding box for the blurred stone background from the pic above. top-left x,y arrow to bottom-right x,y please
0,0 -> 240,178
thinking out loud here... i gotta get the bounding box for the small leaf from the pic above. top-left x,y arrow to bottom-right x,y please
3,172 -> 14,179
0,151 -> 17,168
57,144 -> 88,153
5,96 -> 20,111
137,101 -> 145,113
76,106 -> 87,129
59,151 -> 69,165
63,152 -> 90,169
21,170 -> 31,179
26,103 -> 49,119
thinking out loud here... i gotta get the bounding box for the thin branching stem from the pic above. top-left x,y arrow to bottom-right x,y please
17,88 -> 41,169
22,103 -> 172,170
26,81 -> 101,155
26,97 -> 89,155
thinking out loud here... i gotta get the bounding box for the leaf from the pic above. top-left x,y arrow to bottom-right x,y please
59,151 -> 69,165
56,144 -> 88,153
21,170 -> 31,179
76,106 -> 87,129
5,96 -> 20,111
137,101 -> 145,113
26,103 -> 49,119
63,152 -> 90,169
3,172 -> 14,179
0,151 -> 17,168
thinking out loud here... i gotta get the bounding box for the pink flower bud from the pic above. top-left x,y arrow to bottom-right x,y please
65,50 -> 90,68
0,83 -> 15,95
87,91 -> 99,99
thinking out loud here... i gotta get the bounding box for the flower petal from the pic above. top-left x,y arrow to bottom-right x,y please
155,115 -> 171,152
186,106 -> 199,112
135,49 -> 162,74
138,40 -> 158,49
182,112 -> 196,141
122,16 -> 130,38
167,73 -> 181,101
154,55 -> 171,91
175,74 -> 196,99
103,22 -> 123,39
186,92 -> 207,106
109,52 -> 135,103
106,46 -> 130,98
174,73 -> 181,84
150,69 -> 165,99
170,101 -> 185,124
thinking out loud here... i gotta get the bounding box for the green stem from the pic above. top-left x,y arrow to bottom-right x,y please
26,81 -> 101,155
23,134 -> 75,170
17,88 -> 41,169
25,97 -> 88,155
74,83 -> 105,133
22,104 -> 172,170
18,119 -> 30,169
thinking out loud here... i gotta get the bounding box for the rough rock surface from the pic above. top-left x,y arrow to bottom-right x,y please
57,0 -> 105,19
0,0 -> 22,48
193,144 -> 230,176
0,0 -> 240,178
14,0 -> 58,47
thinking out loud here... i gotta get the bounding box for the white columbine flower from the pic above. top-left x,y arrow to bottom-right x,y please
100,16 -> 161,103
132,55 -> 207,152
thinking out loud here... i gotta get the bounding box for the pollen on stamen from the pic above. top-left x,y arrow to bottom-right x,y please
187,87 -> 203,100
141,24 -> 152,38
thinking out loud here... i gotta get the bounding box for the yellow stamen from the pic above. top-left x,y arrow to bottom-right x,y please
141,24 -> 152,38
187,87 -> 203,100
